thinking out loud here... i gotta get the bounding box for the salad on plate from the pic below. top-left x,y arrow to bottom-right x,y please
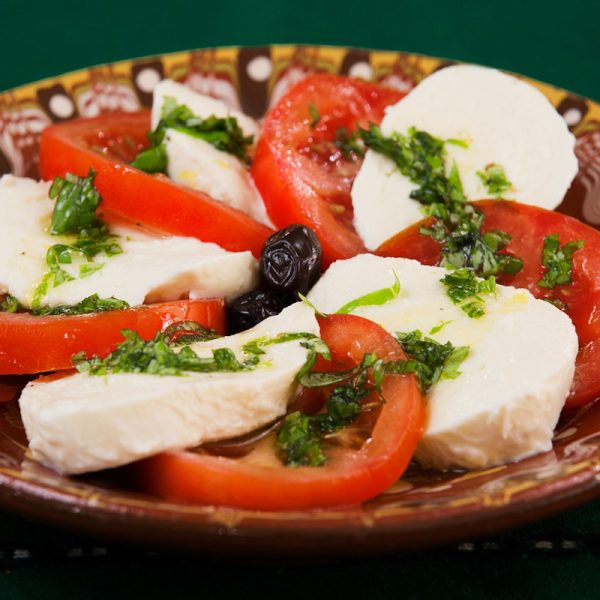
1,61 -> 597,512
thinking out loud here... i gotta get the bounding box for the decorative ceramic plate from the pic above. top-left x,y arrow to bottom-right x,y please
1,45 -> 600,558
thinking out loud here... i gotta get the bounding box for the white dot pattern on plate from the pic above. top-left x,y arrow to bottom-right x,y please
348,61 -> 373,80
246,56 -> 273,82
136,67 -> 161,93
48,94 -> 75,119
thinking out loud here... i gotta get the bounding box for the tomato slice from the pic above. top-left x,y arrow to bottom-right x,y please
38,111 -> 274,257
252,74 -> 405,267
0,298 -> 225,375
134,314 -> 424,510
377,200 -> 600,410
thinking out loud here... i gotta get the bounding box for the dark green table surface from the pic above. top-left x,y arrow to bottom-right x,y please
2,0 -> 600,597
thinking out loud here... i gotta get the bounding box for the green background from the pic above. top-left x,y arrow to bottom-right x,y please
3,0 -> 600,101
2,0 -> 600,598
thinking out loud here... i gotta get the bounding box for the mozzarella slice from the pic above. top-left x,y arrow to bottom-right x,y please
151,79 -> 259,138
151,80 -> 271,225
19,303 -> 319,474
308,254 -> 578,469
352,65 -> 579,250
0,175 -> 258,308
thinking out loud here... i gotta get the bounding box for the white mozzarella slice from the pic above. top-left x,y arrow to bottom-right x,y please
0,175 -> 258,308
308,254 -> 578,470
164,129 -> 271,225
352,64 -> 579,250
151,79 -> 259,138
151,80 -> 271,225
19,303 -> 319,474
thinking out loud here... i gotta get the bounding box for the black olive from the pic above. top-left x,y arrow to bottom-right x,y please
226,290 -> 288,334
260,224 -> 322,296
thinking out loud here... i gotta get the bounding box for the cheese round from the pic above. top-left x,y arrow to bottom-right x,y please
352,65 -> 579,250
308,254 -> 578,469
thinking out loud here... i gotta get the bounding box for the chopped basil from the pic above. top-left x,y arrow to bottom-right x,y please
162,321 -> 220,345
394,330 -> 470,392
32,294 -> 130,316
31,172 -> 122,311
130,144 -> 167,174
297,293 -> 329,318
333,127 -> 365,160
477,163 -> 512,197
440,268 -> 496,319
277,352 -> 379,467
49,169 -> 102,235
74,328 -> 321,378
537,234 -> 584,289
0,294 -> 20,313
360,124 -> 522,279
132,96 -> 253,173
308,103 -> 320,128
429,320 -> 452,335
335,271 -> 400,314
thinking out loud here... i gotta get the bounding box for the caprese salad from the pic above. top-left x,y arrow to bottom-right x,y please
1,63 -> 598,512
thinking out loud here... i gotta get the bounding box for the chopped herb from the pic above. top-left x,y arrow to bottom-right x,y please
440,268 -> 496,319
393,330 -> 470,392
31,172 -> 123,310
49,169 -> 102,235
32,294 -> 130,316
333,127 -> 365,160
297,293 -> 329,318
162,321 -> 220,345
79,263 -> 104,278
537,234 -> 584,289
74,328 -> 321,377
130,144 -> 167,174
544,297 -> 567,311
308,103 -> 320,128
132,96 -> 253,172
0,294 -> 20,313
360,123 -> 522,278
335,271 -> 400,314
477,163 -> 512,197
277,353 -> 378,467
429,320 -> 452,335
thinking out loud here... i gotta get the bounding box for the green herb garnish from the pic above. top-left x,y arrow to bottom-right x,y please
74,328 -> 322,378
335,272 -> 400,314
49,170 -> 102,235
537,234 -> 584,289
440,268 -> 496,319
31,171 -> 123,310
0,295 -> 20,313
277,352 -> 380,467
429,320 -> 452,335
360,124 -> 522,278
132,96 -> 253,173
32,294 -> 129,316
393,330 -> 469,392
334,127 -> 365,160
308,103 -> 320,128
477,163 -> 512,197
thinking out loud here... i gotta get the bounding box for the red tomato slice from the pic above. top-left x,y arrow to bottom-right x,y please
377,200 -> 600,410
38,111 -> 274,257
134,314 -> 424,510
252,74 -> 405,267
0,298 -> 225,375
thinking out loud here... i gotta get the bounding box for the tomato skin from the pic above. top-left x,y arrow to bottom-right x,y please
0,298 -> 225,375
39,111 -> 274,257
377,199 -> 600,410
135,314 -> 424,510
252,74 -> 405,267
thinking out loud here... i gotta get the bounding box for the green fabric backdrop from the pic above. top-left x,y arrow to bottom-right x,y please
1,0 -> 600,598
